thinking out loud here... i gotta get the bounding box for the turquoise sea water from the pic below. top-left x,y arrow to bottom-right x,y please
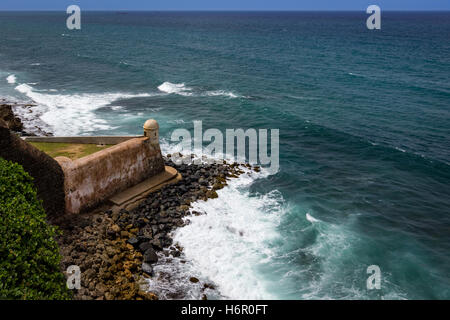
0,11 -> 449,299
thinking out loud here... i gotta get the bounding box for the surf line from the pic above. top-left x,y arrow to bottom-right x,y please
170,120 -> 280,174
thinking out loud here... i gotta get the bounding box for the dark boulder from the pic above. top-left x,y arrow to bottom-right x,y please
143,248 -> 158,264
127,237 -> 139,247
142,262 -> 153,276
151,238 -> 163,251
139,241 -> 153,253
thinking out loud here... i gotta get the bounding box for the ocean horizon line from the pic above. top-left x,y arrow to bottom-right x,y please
1,9 -> 449,13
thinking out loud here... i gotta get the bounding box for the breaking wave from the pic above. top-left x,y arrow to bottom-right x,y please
6,74 -> 16,84
14,82 -> 155,136
158,82 -> 241,98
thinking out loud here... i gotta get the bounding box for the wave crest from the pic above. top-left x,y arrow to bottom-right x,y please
15,83 -> 155,136
6,74 -> 16,84
158,82 -> 241,98
158,82 -> 193,96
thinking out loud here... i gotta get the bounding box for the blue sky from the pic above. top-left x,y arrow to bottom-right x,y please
0,1 -> 448,11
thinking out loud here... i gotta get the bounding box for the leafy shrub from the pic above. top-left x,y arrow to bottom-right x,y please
0,157 -> 70,299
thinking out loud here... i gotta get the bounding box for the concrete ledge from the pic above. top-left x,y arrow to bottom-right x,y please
23,136 -> 141,145
109,166 -> 182,213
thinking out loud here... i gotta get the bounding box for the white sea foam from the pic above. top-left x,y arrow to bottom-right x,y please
172,169 -> 283,299
145,249 -> 223,300
158,82 -> 241,98
155,139 -> 285,299
6,74 -> 16,84
158,82 -> 193,96
296,214 -> 409,300
348,72 -> 365,78
159,137 -> 233,165
11,102 -> 53,135
11,79 -> 242,136
203,90 -> 238,98
14,83 -> 155,136
306,213 -> 320,223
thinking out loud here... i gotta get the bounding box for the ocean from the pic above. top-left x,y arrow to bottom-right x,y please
0,11 -> 449,299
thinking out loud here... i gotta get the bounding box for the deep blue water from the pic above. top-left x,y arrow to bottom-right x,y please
0,11 -> 449,299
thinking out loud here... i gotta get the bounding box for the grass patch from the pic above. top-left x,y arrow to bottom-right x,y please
29,142 -> 113,160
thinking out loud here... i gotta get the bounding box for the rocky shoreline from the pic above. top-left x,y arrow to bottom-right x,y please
0,98 -> 52,136
2,98 -> 258,300
53,155 -> 259,300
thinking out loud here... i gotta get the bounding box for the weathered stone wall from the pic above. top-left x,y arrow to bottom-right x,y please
23,136 -> 138,145
0,119 -> 65,217
57,137 -> 165,214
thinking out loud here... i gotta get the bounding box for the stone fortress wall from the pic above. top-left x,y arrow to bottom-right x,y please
1,119 -> 178,215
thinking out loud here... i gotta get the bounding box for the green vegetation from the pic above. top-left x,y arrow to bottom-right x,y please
29,142 -> 112,160
0,157 -> 71,300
